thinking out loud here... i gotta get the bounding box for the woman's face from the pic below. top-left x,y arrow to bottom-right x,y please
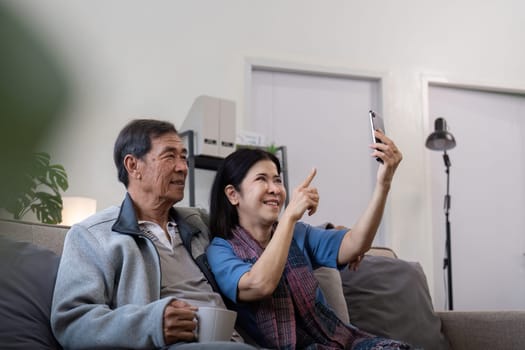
230,159 -> 286,229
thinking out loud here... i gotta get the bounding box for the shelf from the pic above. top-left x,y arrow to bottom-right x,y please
180,129 -> 288,207
193,155 -> 224,171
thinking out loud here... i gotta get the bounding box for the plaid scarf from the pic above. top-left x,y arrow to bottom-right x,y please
229,226 -> 368,350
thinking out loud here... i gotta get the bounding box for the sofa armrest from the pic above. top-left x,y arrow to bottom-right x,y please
366,246 -> 397,258
438,310 -> 525,350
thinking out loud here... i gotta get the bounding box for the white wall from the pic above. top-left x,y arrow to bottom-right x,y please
5,0 -> 525,308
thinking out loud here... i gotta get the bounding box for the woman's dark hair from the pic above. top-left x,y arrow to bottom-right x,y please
113,119 -> 177,187
209,148 -> 281,239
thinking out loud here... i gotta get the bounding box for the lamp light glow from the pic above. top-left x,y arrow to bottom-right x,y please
61,196 -> 96,226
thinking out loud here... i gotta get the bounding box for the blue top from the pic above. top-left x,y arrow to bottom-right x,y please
207,221 -> 347,303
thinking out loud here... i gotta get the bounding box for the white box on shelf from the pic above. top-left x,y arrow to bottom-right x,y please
181,95 -> 236,158
218,99 -> 236,158
236,130 -> 267,147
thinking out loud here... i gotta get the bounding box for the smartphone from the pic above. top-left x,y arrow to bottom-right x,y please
368,110 -> 385,163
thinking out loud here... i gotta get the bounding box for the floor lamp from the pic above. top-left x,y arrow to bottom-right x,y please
426,117 -> 456,310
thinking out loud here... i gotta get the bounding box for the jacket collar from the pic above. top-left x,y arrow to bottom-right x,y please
170,207 -> 201,239
111,193 -> 141,235
111,193 -> 200,239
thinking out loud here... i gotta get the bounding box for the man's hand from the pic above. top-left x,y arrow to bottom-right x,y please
163,300 -> 198,345
348,254 -> 364,271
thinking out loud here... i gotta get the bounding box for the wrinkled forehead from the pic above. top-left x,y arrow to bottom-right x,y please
150,132 -> 186,152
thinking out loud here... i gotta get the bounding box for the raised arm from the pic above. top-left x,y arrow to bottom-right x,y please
337,130 -> 403,265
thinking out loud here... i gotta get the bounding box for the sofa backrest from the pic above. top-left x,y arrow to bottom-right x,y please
0,218 -> 393,326
0,218 -> 450,350
0,219 -> 355,322
0,219 -> 69,255
0,219 -> 66,349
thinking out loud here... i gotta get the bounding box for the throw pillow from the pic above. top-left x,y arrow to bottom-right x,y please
340,255 -> 450,350
0,236 -> 62,349
313,267 -> 350,323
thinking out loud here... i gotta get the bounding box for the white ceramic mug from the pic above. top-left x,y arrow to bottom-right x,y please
195,307 -> 237,342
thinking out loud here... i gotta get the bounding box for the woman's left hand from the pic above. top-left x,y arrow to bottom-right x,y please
370,130 -> 403,188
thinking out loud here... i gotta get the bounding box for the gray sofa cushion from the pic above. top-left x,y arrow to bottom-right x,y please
0,236 -> 62,349
340,255 -> 450,350
313,267 -> 350,323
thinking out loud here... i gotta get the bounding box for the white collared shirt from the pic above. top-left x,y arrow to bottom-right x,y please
139,220 -> 181,251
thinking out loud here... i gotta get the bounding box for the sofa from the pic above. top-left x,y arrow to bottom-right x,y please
1,218 -> 524,350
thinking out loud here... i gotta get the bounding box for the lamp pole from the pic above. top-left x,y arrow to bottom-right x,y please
443,151 -> 453,310
426,117 -> 456,311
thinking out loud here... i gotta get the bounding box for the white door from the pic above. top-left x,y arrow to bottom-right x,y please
249,68 -> 385,244
428,84 -> 525,310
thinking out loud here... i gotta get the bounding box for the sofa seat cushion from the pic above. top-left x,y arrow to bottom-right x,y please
0,236 -> 62,349
340,255 -> 450,350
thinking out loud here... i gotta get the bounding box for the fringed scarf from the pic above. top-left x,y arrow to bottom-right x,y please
229,226 -> 373,350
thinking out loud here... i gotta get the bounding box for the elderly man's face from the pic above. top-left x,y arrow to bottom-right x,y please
137,132 -> 188,205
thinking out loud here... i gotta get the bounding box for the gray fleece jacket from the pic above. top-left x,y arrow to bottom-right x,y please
50,193 -> 213,349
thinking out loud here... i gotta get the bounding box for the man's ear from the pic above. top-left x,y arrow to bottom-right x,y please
224,184 -> 239,206
123,154 -> 141,180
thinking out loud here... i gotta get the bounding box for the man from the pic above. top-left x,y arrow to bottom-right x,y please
51,119 -> 255,349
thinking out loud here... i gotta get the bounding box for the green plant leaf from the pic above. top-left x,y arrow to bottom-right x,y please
33,152 -> 51,180
49,164 -> 68,191
266,144 -> 278,154
32,192 -> 62,224
1,151 -> 68,224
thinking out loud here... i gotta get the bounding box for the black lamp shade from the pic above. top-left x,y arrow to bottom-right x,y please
426,118 -> 456,151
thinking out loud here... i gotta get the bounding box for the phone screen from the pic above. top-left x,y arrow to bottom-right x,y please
369,110 -> 385,163
368,110 -> 385,143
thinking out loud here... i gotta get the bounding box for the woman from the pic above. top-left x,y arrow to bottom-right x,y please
206,131 -> 410,349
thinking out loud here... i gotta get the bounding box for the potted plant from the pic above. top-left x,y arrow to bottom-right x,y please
2,152 -> 68,224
